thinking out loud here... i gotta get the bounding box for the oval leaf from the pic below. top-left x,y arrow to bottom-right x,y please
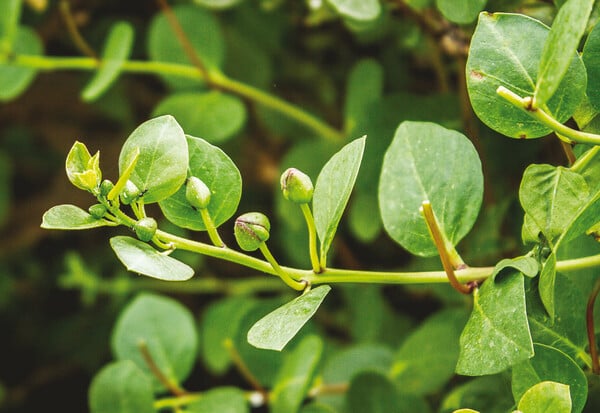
379,121 -> 483,256
456,273 -> 534,376
313,137 -> 365,264
186,387 -> 248,413
153,92 -> 247,143
533,0 -> 593,107
344,59 -> 383,135
159,134 -> 242,230
0,26 -> 43,101
82,21 -> 134,102
41,204 -> 111,230
326,0 -> 381,22
583,20 -> 600,111
466,12 -> 586,138
247,285 -> 331,351
110,236 -> 194,281
111,293 -> 198,391
270,335 -> 323,413
118,115 -> 188,204
436,0 -> 486,24
517,381 -> 572,413
512,344 -> 587,413
88,361 -> 154,413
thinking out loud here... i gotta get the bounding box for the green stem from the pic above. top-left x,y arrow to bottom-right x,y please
154,393 -> 202,410
496,86 -> 600,145
571,145 -> 600,173
10,54 -> 343,142
258,243 -> 305,291
300,203 -> 321,273
199,208 -> 225,247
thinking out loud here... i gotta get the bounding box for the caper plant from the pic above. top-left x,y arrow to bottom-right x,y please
2,0 -> 599,411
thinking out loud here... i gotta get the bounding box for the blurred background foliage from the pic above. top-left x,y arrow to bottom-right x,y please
0,0 -> 589,412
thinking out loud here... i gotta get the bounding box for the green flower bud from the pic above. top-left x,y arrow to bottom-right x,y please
99,179 -> 114,197
280,168 -> 314,204
186,176 -> 211,209
234,212 -> 270,251
88,204 -> 107,219
120,180 -> 141,205
134,217 -> 158,242
65,141 -> 102,192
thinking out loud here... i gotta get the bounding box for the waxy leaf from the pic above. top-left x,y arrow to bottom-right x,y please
392,309 -> 468,395
111,293 -> 198,391
110,236 -> 194,281
344,59 -> 383,135
313,137 -> 365,264
41,205 -> 111,230
153,92 -> 247,143
186,387 -> 248,413
456,272 -> 533,376
533,0 -> 593,107
147,5 -> 224,89
583,20 -> 600,111
119,115 -> 188,204
326,0 -> 381,22
512,344 -> 587,413
160,134 -> 242,231
379,121 -> 483,256
247,285 -> 331,351
82,21 -> 134,102
517,381 -> 571,413
270,335 -> 323,413
436,0 -> 486,24
467,13 -> 586,138
88,361 -> 154,413
519,164 -> 588,244
492,256 -> 539,280
0,26 -> 43,101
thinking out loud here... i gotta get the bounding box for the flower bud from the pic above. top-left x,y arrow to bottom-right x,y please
88,204 -> 107,219
65,141 -> 102,192
234,212 -> 270,251
280,168 -> 313,204
134,217 -> 158,242
186,176 -> 211,209
120,180 -> 141,205
99,179 -> 114,197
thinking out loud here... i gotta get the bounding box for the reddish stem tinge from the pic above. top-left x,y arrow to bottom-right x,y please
587,278 -> 600,374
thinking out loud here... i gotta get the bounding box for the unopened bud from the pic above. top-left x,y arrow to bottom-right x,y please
234,212 -> 270,251
186,176 -> 212,209
88,204 -> 107,219
134,217 -> 158,242
280,168 -> 313,204
121,180 -> 141,205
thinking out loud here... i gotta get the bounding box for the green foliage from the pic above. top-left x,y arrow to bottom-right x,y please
0,26 -> 42,101
42,205 -> 111,230
436,0 -> 486,24
517,381 -> 572,413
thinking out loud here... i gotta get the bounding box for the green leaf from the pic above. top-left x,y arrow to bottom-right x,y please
159,134 -> 242,231
439,375 -> 514,413
379,121 -> 483,256
152,92 -> 247,143
436,0 -> 487,24
200,296 -> 256,374
391,308 -> 468,395
109,236 -> 194,281
88,361 -> 154,413
533,0 -> 593,107
82,21 -> 134,102
193,0 -> 244,10
583,20 -> 600,111
65,141 -> 101,192
111,293 -> 198,391
0,26 -> 43,101
0,0 -> 21,46
270,335 -> 323,413
344,59 -> 383,135
325,0 -> 381,22
538,251 -> 557,319
186,387 -> 248,413
517,381 -> 572,413
119,115 -> 188,204
41,205 -> 111,230
313,137 -> 365,264
512,344 -> 587,413
519,164 -> 588,243
348,191 -> 382,243
456,273 -> 533,376
147,5 -> 224,89
492,256 -> 539,279
247,286 -> 331,351
345,372 -> 404,413
466,12 -> 586,138
300,404 -> 338,413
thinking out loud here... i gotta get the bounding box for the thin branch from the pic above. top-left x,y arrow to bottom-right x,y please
138,340 -> 188,396
224,339 -> 268,397
59,0 -> 98,59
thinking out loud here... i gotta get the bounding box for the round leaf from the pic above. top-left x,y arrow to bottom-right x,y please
111,293 -> 198,391
466,12 -> 586,138
436,0 -> 486,24
186,387 -> 248,413
379,121 -> 483,256
0,26 -> 43,101
325,0 -> 381,22
153,92 -> 247,143
159,134 -> 242,231
118,115 -> 188,204
110,236 -> 194,281
147,5 -> 224,89
88,361 -> 154,413
517,381 -> 571,413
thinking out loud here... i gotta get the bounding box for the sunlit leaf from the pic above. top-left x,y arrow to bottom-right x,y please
517,381 -> 571,413
41,205 -> 111,230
